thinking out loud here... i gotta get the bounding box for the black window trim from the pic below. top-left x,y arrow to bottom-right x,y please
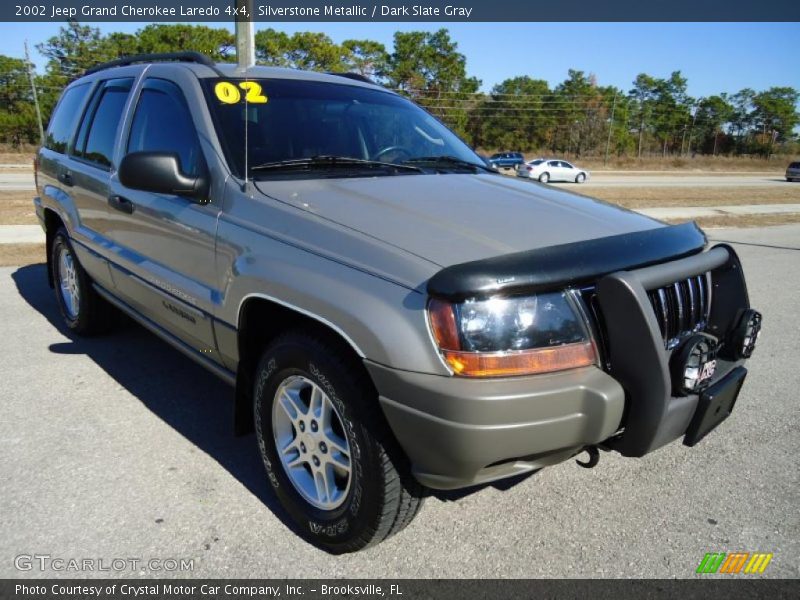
43,81 -> 94,156
69,77 -> 135,172
122,76 -> 207,180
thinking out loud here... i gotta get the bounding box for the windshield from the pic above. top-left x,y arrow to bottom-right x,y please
202,78 -> 484,178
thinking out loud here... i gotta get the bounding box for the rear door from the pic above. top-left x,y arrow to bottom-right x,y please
68,78 -> 136,244
105,77 -> 220,358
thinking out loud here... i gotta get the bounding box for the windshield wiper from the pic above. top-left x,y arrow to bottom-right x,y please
403,155 -> 495,173
249,155 -> 423,174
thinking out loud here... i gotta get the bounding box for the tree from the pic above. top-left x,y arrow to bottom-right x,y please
0,55 -> 40,145
730,88 -> 756,150
0,55 -> 30,109
752,87 -> 800,142
553,70 -> 607,156
135,24 -> 234,61
387,29 -> 480,139
341,39 -> 388,80
629,74 -> 659,157
36,21 -> 109,81
479,76 -> 553,151
650,72 -> 692,157
694,95 -> 733,155
254,29 -> 292,67
285,32 -> 346,72
255,30 -> 348,71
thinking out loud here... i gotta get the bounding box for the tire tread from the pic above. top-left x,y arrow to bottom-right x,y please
261,330 -> 424,553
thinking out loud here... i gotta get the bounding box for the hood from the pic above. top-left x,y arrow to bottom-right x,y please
254,173 -> 662,268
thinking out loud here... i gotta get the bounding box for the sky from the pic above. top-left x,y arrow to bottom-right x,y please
0,21 -> 798,98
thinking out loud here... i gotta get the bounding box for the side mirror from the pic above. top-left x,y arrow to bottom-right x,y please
118,151 -> 209,202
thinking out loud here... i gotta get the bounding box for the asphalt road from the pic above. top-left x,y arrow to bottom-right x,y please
583,174 -> 790,188
1,171 -> 795,191
1,225 -> 798,578
0,172 -> 35,191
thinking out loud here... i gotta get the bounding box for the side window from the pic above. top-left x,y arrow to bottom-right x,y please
561,161 -> 573,169
44,84 -> 91,154
73,78 -> 134,169
548,161 -> 560,167
127,79 -> 203,177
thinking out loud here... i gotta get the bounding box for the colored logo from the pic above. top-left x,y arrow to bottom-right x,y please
697,552 -> 773,574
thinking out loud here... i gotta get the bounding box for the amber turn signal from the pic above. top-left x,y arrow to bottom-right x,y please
441,342 -> 596,377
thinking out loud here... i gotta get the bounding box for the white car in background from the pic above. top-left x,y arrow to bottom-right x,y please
517,158 -> 590,183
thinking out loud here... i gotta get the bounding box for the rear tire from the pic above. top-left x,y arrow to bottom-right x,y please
51,228 -> 113,335
253,331 -> 424,553
538,172 -> 550,183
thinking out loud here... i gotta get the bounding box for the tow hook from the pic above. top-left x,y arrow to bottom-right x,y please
576,446 -> 600,469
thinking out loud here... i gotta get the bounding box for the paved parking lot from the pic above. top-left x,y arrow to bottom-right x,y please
1,225 -> 798,578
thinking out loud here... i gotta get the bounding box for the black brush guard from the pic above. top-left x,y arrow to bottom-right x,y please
596,243 -> 751,456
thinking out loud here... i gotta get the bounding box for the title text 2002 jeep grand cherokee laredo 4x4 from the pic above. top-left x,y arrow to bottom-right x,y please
34,53 -> 762,554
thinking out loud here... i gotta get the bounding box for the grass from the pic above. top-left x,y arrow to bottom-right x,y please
1,192 -> 39,225
665,213 -> 800,229
0,243 -> 44,267
584,186 -> 800,209
481,151 -> 796,173
1,179 -> 798,266
0,152 -> 35,165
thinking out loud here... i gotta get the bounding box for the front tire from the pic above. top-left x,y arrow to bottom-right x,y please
538,172 -> 550,183
575,172 -> 586,183
51,228 -> 112,335
253,332 -> 424,553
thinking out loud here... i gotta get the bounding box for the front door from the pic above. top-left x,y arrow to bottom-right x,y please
105,77 -> 220,359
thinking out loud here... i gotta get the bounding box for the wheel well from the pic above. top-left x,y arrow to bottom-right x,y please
43,208 -> 65,289
233,297 -> 371,436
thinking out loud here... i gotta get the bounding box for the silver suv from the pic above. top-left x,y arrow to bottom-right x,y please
34,53 -> 762,553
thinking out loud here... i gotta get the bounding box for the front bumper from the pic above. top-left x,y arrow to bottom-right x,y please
596,244 -> 751,456
370,243 -> 754,490
366,362 -> 625,489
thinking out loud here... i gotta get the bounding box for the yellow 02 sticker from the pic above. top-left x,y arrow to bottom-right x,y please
214,81 -> 268,105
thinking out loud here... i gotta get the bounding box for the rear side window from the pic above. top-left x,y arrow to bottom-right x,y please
790,162 -> 800,169
127,79 -> 202,177
74,78 -> 134,169
44,84 -> 90,154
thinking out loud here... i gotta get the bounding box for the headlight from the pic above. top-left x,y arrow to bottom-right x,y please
428,291 -> 597,377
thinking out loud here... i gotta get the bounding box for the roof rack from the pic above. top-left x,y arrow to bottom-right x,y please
327,72 -> 378,85
84,52 -> 225,77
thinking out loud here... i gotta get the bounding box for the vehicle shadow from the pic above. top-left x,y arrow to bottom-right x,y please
10,263 -> 296,530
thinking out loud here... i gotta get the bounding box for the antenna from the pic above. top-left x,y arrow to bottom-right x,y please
235,0 -> 255,192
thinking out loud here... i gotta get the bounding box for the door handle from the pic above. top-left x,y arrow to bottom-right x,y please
58,171 -> 73,186
108,194 -> 135,214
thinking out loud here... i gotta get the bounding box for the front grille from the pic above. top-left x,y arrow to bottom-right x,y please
647,274 -> 711,349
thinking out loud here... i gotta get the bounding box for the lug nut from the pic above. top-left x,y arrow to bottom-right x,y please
310,420 -> 318,432
300,442 -> 306,453
312,456 -> 320,467
319,442 -> 328,454
298,421 -> 305,432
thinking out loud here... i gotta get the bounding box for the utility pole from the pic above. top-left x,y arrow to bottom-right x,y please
604,92 -> 617,166
686,99 -> 700,157
24,40 -> 44,146
235,0 -> 255,72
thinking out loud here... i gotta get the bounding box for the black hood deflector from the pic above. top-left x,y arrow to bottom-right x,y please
427,222 -> 707,300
